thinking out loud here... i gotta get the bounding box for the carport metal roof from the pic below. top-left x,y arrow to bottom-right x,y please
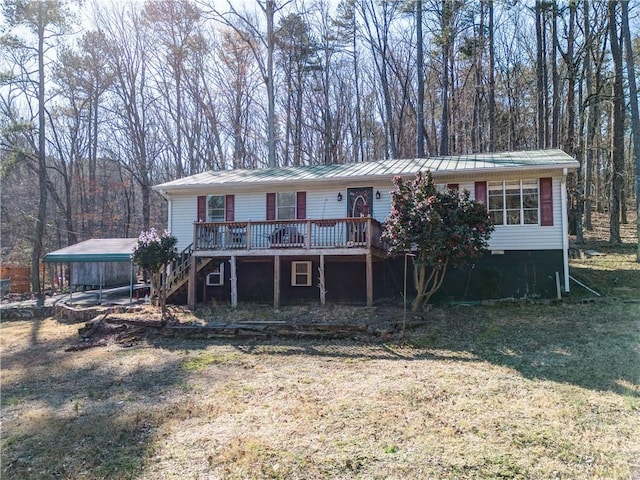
43,238 -> 137,263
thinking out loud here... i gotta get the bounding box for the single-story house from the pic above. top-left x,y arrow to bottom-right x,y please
152,149 -> 579,309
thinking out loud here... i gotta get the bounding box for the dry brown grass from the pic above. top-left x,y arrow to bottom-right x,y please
569,211 -> 640,299
2,300 -> 639,479
2,211 -> 639,479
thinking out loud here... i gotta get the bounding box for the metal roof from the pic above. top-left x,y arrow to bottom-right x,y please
43,238 -> 138,263
153,149 -> 578,194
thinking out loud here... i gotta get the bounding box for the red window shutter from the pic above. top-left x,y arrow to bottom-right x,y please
225,195 -> 235,221
474,181 -> 487,204
447,183 -> 459,191
540,177 -> 554,226
266,193 -> 276,220
197,195 -> 206,222
296,192 -> 306,219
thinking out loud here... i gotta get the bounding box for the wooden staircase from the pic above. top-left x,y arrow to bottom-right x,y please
165,244 -> 214,301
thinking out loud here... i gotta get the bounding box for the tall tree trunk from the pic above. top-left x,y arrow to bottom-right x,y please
89,86 -> 99,236
266,0 -> 276,167
551,3 -> 559,148
32,3 -> 48,294
621,0 -> 640,260
416,0 -> 425,158
352,4 -> 364,162
608,0 -> 624,245
360,0 -> 397,159
472,1 -> 484,152
439,0 -> 451,156
583,0 -> 604,230
487,0 -> 495,152
564,0 -> 581,242
535,0 -> 545,149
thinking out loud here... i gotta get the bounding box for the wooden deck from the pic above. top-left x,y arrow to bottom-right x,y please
193,217 -> 386,256
169,218 -> 390,310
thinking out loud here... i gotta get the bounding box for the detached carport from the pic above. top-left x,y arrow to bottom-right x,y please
44,238 -> 138,304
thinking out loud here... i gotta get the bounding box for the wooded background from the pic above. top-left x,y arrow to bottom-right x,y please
1,0 -> 639,292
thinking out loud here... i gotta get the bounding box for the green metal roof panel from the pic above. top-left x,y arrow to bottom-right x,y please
44,238 -> 138,263
153,149 -> 578,193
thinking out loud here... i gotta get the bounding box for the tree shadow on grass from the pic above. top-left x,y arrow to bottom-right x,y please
148,302 -> 640,398
1,320 -> 189,480
410,303 -> 640,398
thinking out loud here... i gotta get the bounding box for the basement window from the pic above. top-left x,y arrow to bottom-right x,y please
291,261 -> 312,287
206,264 -> 224,286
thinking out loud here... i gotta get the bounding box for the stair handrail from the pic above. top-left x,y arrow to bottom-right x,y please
166,243 -> 193,290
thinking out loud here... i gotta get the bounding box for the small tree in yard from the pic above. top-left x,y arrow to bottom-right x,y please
132,228 -> 178,320
382,172 -> 494,312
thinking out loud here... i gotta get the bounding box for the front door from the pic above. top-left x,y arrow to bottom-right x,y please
347,187 -> 372,244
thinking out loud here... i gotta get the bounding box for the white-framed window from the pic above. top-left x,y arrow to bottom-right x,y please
488,179 -> 539,225
277,192 -> 296,220
291,261 -> 312,287
206,263 -> 224,286
207,195 -> 225,222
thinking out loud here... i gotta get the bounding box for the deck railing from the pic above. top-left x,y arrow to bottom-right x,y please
194,217 -> 384,252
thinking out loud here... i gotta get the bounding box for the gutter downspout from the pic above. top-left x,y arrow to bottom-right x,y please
561,168 -> 570,293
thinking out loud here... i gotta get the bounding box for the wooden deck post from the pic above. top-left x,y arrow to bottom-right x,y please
273,255 -> 280,308
187,255 -> 197,311
319,254 -> 326,306
230,256 -> 238,308
366,253 -> 373,307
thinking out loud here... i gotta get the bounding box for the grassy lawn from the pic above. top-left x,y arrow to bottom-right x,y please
2,300 -> 639,479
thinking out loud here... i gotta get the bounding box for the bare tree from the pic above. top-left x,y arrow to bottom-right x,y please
333,0 -> 365,162
214,28 -> 264,169
416,0 -> 425,157
2,0 -> 71,293
96,2 -> 160,230
144,0 -> 207,176
275,12 -> 315,166
535,0 -> 546,149
608,0 -> 624,245
358,0 -> 401,159
621,0 -> 640,260
209,1 -> 289,168
487,0 -> 495,152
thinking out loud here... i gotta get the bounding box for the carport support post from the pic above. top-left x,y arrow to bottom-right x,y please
188,255 -> 197,311
129,262 -> 134,305
99,263 -> 104,304
230,256 -> 238,308
68,262 -> 73,303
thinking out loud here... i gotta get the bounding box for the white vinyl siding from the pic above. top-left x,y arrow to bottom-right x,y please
169,195 -> 197,251
164,178 -> 562,252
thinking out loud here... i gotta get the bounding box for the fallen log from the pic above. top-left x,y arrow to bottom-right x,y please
78,312 -> 110,337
